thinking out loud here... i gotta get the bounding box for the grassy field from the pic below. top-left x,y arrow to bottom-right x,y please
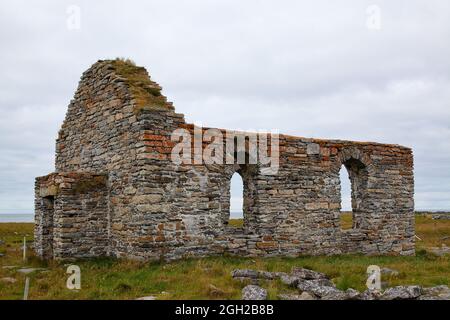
0,214 -> 449,300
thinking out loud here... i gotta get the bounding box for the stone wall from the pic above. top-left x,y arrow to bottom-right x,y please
34,59 -> 415,260
35,172 -> 109,259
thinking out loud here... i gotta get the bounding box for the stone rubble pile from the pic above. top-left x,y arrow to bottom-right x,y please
233,267 -> 450,300
432,213 -> 450,220
429,245 -> 450,257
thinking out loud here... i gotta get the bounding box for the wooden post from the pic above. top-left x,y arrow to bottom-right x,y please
23,277 -> 30,300
23,236 -> 27,262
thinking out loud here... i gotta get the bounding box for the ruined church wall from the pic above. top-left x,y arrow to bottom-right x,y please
115,124 -> 414,260
35,59 -> 415,261
56,61 -> 142,172
249,136 -> 415,256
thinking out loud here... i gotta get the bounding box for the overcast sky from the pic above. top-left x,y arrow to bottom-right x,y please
0,0 -> 449,215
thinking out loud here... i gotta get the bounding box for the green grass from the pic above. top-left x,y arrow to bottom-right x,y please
340,211 -> 353,230
1,214 -> 449,300
228,219 -> 244,228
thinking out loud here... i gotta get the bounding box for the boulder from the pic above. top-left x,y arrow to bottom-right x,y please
345,288 -> 361,300
381,285 -> 422,300
278,292 -> 317,300
291,267 -> 328,280
381,267 -> 399,277
1,277 -> 17,284
242,285 -> 267,300
297,279 -> 346,300
312,286 -> 347,300
297,278 -> 335,292
280,274 -> 301,287
258,271 -> 287,280
359,289 -> 383,300
419,285 -> 450,300
232,269 -> 259,279
231,269 -> 287,281
432,213 -> 450,220
429,245 -> 450,257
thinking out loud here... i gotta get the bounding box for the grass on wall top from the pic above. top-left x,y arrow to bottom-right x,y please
111,58 -> 172,113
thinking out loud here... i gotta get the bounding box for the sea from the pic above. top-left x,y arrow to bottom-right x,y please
0,213 -> 34,223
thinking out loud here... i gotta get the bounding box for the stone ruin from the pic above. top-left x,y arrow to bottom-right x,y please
34,59 -> 415,261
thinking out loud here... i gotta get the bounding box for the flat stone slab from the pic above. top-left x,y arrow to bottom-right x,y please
17,267 -> 47,274
429,245 -> 450,256
432,213 -> 450,220
278,292 -> 317,300
381,285 -> 422,300
381,267 -> 400,277
135,296 -> 156,300
1,277 -> 17,284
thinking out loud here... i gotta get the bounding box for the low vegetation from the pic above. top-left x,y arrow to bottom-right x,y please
111,58 -> 170,112
0,214 -> 449,300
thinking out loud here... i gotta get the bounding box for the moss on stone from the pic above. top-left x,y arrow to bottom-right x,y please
111,58 -> 172,113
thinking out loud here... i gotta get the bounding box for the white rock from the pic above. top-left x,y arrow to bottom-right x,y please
136,296 -> 156,300
381,286 -> 422,300
278,292 -> 317,300
1,277 -> 17,284
242,285 -> 267,300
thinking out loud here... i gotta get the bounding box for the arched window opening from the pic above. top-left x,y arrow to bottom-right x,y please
338,157 -> 368,231
339,166 -> 353,230
229,172 -> 244,228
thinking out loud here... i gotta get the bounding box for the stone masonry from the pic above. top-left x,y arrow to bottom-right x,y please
34,59 -> 415,261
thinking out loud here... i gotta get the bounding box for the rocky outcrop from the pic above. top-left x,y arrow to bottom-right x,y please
380,286 -> 422,300
232,267 -> 450,300
419,285 -> 450,300
232,269 -> 287,281
380,267 -> 400,277
432,213 -> 450,220
428,245 -> 450,257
